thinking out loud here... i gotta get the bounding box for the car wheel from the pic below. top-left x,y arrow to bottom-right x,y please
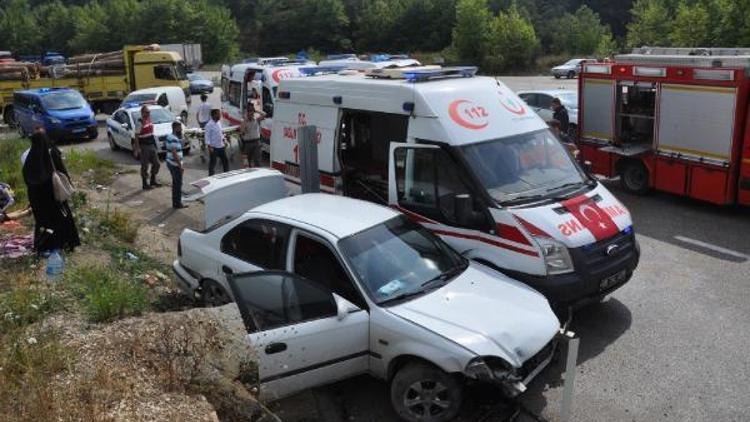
567,71 -> 576,79
553,74 -> 561,79
619,160 -> 650,195
108,133 -> 120,151
390,363 -> 463,422
201,279 -> 232,307
3,106 -> 17,128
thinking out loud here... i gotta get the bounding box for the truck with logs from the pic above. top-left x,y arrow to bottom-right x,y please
0,45 -> 190,125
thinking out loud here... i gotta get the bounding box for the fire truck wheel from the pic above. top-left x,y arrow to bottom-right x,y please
619,160 -> 650,195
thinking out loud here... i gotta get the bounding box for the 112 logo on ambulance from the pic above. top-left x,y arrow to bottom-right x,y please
448,99 -> 490,130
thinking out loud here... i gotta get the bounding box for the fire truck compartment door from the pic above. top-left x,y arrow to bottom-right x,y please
582,78 -> 614,141
657,84 -> 736,164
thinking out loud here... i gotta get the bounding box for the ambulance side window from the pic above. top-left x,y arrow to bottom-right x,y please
394,147 -> 486,229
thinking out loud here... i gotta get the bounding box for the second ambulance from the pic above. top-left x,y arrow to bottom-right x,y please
270,67 -> 640,306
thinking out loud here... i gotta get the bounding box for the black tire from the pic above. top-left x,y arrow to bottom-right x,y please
553,75 -> 561,79
390,363 -> 463,422
619,160 -> 650,195
201,279 -> 232,307
567,70 -> 576,79
108,133 -> 120,151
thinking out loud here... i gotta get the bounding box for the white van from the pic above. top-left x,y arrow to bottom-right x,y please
121,86 -> 189,122
270,67 -> 641,307
221,62 -> 332,153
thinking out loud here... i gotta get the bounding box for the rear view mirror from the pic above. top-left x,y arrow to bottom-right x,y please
454,193 -> 474,226
333,294 -> 359,321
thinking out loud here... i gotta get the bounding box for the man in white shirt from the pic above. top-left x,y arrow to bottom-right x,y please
196,94 -> 212,129
205,108 -> 229,176
239,103 -> 266,167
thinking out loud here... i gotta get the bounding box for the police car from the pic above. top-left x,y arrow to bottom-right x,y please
106,104 -> 190,157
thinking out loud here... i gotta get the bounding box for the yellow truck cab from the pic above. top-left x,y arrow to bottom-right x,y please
1,45 -> 190,124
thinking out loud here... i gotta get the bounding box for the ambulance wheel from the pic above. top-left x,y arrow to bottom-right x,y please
620,160 -> 650,195
391,363 -> 463,422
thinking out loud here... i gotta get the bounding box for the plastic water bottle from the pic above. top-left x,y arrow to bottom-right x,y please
46,250 -> 64,282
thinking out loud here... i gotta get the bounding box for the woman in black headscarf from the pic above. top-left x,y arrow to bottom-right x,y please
22,131 -> 80,253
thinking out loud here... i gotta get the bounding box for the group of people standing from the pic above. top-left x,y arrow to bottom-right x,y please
135,94 -> 266,209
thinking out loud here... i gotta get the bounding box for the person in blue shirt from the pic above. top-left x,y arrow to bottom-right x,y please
164,121 -> 187,209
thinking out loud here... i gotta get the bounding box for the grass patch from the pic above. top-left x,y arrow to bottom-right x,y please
0,138 -> 29,210
0,329 -> 72,419
0,283 -> 62,333
66,264 -> 148,323
64,149 -> 117,186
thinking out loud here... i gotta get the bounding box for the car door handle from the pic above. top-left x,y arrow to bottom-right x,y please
265,342 -> 287,355
222,265 -> 234,275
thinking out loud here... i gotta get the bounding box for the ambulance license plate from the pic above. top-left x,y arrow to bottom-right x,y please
599,270 -> 627,291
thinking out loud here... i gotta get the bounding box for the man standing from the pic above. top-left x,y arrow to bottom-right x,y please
239,104 -> 266,168
552,98 -> 570,134
134,106 -> 161,190
164,121 -> 187,209
196,94 -> 212,129
205,108 -> 229,176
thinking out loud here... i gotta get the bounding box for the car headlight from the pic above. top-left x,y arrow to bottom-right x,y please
48,116 -> 61,124
465,358 -> 494,381
534,236 -> 574,275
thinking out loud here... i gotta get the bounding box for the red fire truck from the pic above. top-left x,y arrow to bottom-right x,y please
577,47 -> 750,206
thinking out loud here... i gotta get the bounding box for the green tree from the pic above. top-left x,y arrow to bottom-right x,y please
712,0 -> 750,47
487,5 -> 538,71
34,1 -> 76,55
354,0 -> 403,51
669,1 -> 710,47
549,6 -> 611,55
0,0 -> 42,53
256,0 -> 350,55
452,0 -> 491,64
627,0 -> 672,47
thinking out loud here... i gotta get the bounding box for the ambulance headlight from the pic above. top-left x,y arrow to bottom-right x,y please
535,236 -> 574,275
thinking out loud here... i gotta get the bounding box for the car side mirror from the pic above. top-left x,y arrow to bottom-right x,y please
583,160 -> 593,174
333,294 -> 359,321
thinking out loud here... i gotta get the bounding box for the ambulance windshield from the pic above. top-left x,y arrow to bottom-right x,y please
460,129 -> 588,204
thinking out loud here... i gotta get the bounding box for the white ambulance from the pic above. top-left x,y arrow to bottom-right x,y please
270,67 -> 640,306
220,61 -> 319,152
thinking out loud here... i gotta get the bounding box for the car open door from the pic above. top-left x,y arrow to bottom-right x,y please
227,271 -> 369,401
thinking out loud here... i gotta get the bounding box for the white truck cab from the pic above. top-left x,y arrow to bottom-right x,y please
270,67 -> 640,307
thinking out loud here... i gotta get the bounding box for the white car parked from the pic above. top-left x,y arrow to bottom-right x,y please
173,170 -> 560,421
106,104 -> 190,156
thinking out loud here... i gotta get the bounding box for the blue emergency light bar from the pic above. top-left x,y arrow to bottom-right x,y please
403,66 -> 478,82
298,65 -> 347,76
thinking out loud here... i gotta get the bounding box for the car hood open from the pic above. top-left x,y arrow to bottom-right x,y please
387,264 -> 559,367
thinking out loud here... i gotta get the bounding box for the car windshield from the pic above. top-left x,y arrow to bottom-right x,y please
563,59 -> 582,66
460,129 -> 588,204
125,93 -> 157,104
41,91 -> 86,111
339,216 -> 467,305
557,92 -> 578,109
132,108 -> 174,125
188,73 -> 204,81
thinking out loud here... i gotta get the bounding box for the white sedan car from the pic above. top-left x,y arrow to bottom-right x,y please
174,177 -> 560,421
105,104 -> 190,157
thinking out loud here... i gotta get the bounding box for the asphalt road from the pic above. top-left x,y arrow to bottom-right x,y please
59,76 -> 749,422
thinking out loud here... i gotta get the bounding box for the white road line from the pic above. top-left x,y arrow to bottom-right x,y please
674,236 -> 749,259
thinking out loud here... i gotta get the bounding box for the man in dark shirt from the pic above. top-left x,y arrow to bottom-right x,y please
552,98 -> 569,134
